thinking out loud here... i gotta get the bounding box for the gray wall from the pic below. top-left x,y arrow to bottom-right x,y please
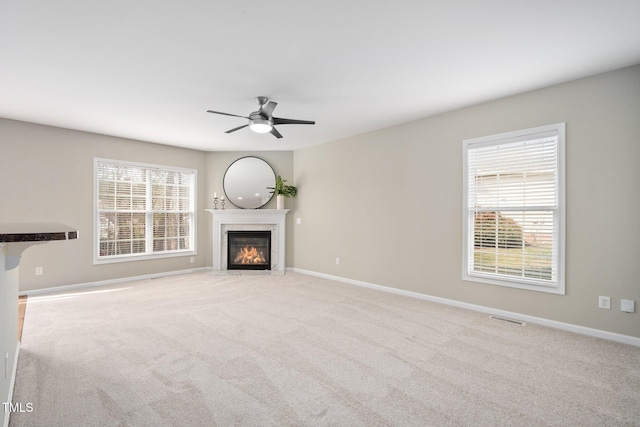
0,119 -> 294,291
292,65 -> 640,338
0,119 -> 209,291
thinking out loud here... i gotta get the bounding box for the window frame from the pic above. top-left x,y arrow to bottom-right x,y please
462,123 -> 566,294
93,158 -> 197,264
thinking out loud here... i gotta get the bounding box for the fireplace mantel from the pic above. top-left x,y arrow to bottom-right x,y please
206,209 -> 289,274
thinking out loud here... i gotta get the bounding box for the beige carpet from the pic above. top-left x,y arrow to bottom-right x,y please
9,272 -> 640,426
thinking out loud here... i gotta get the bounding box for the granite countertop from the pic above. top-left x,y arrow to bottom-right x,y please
0,222 -> 78,243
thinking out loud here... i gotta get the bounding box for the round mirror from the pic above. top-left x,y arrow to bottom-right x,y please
223,156 -> 276,209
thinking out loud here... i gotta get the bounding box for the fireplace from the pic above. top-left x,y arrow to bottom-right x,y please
207,209 -> 289,274
227,231 -> 271,270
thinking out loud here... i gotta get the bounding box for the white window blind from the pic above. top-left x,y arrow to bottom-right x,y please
94,159 -> 196,263
463,123 -> 565,294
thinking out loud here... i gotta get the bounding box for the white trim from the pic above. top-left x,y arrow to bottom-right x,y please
93,158 -> 198,265
18,267 -> 211,297
93,249 -> 197,265
2,342 -> 20,427
288,268 -> 640,348
206,209 -> 289,273
462,123 -> 566,294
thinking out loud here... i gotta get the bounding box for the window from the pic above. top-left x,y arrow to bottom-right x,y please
462,123 -> 565,294
94,158 -> 196,264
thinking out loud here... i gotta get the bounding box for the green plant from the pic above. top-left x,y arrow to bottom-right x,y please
474,211 -> 523,248
272,175 -> 297,198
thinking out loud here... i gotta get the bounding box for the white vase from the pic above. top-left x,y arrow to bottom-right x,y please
276,194 -> 285,209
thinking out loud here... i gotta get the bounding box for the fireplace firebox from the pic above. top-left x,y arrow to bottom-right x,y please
227,231 -> 271,270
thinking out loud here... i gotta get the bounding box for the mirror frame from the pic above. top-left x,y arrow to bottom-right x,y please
223,156 -> 276,209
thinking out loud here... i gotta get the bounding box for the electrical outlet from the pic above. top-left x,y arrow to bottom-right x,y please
35,267 -> 43,276
296,218 -> 302,225
598,296 -> 611,310
621,299 -> 635,313
190,257 -> 195,264
336,257 -> 340,265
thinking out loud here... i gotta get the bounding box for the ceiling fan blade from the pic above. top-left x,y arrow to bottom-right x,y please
260,101 -> 277,118
270,127 -> 283,139
207,110 -> 249,119
273,117 -> 315,126
225,124 -> 249,134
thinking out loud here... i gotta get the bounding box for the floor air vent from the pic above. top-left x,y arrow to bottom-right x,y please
489,315 -> 526,326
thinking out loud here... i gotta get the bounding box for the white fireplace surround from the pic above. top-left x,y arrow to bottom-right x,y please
206,209 -> 289,275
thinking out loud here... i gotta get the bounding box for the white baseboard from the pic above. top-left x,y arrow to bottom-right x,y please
19,267 -> 212,297
289,267 -> 640,348
2,342 -> 20,427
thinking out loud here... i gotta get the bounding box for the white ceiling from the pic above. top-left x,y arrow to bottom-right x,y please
1,1 -> 640,152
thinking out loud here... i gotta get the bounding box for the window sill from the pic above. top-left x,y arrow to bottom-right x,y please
463,273 -> 565,295
94,250 -> 196,265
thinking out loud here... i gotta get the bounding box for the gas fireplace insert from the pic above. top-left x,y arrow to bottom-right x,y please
227,230 -> 271,270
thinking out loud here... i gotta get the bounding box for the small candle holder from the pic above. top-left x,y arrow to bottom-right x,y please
213,197 -> 219,210
221,199 -> 226,210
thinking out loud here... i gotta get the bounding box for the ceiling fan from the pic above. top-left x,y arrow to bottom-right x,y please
206,96 -> 315,139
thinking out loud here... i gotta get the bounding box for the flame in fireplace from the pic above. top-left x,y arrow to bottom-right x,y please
234,246 -> 267,264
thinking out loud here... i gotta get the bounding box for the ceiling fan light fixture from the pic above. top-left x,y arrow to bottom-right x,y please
249,118 -> 272,133
207,97 -> 314,139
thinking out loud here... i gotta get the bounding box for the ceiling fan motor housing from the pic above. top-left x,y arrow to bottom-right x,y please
249,111 -> 273,133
